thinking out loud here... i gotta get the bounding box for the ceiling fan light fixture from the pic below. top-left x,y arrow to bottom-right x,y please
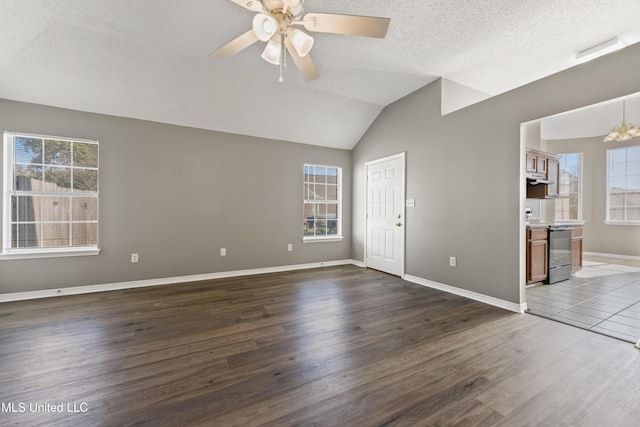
216,0 -> 391,82
253,13 -> 278,41
289,28 -> 314,57
261,38 -> 281,65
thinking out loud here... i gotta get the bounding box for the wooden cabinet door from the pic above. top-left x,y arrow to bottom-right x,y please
546,158 -> 559,198
527,239 -> 548,283
571,237 -> 583,273
526,153 -> 537,174
536,156 -> 548,175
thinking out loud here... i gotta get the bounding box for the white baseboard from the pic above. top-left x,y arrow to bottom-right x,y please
0,259 -> 361,303
584,252 -> 640,262
0,261 -> 526,313
403,274 -> 527,314
351,259 -> 365,268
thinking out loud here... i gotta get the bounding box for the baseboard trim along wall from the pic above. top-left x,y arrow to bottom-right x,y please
0,259 -> 361,303
584,252 -> 640,262
350,259 -> 365,268
403,274 -> 527,314
1,261 -> 527,313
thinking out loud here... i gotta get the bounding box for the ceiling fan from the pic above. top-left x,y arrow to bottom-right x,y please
214,0 -> 390,82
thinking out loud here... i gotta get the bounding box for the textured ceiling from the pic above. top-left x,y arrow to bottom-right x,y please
1,0 -> 640,149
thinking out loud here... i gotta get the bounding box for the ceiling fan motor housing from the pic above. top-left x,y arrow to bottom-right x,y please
263,0 -> 305,19
273,11 -> 293,34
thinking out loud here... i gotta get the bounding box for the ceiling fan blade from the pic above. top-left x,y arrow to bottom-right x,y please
228,0 -> 264,12
285,37 -> 319,81
213,30 -> 259,58
302,13 -> 390,38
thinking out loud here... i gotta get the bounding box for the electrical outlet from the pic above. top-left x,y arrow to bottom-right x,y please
131,253 -> 139,263
449,256 -> 457,267
287,244 -> 293,252
220,248 -> 226,257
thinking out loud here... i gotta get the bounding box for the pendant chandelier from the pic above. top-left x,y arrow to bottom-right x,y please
603,100 -> 640,142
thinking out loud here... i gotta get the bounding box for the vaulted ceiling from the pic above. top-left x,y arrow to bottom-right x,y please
2,0 -> 640,149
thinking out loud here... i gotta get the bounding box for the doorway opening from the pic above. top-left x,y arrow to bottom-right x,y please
521,93 -> 640,344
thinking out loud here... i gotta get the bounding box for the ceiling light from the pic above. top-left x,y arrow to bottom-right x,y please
576,38 -> 625,64
252,13 -> 278,41
603,100 -> 640,142
261,38 -> 281,65
289,28 -> 314,57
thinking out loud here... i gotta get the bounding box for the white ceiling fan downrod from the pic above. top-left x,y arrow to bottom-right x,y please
279,33 -> 286,83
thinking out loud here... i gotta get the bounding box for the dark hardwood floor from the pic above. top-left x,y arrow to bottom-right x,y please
1,265 -> 639,426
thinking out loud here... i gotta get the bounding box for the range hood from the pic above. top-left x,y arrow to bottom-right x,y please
527,178 -> 553,185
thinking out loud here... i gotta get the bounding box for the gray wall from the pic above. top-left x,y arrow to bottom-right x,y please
352,42 -> 640,304
0,99 -> 352,294
546,136 -> 640,257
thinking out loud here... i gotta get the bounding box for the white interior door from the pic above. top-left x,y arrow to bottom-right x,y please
365,154 -> 405,276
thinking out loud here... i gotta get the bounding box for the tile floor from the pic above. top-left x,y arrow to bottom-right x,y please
526,256 -> 640,343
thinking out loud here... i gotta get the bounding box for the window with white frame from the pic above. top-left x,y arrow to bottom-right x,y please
303,164 -> 342,240
606,145 -> 640,224
2,132 -> 99,258
555,153 -> 583,221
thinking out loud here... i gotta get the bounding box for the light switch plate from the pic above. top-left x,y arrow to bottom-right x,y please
406,199 -> 416,208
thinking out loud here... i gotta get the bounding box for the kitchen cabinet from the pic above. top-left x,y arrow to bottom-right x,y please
526,226 -> 583,285
526,152 -> 539,177
526,149 -> 559,199
526,150 -> 548,180
527,228 -> 548,284
536,156 -> 548,176
546,157 -> 559,198
571,227 -> 583,273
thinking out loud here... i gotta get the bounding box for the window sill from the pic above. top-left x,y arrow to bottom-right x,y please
303,236 -> 344,243
1,247 -> 101,260
603,221 -> 640,227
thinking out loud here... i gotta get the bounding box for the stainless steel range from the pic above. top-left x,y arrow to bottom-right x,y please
545,226 -> 572,284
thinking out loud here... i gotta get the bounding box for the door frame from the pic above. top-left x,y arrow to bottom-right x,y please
364,152 -> 407,277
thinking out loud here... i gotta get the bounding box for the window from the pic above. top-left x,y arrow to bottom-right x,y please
303,164 -> 342,241
2,132 -> 100,259
554,153 -> 582,221
606,145 -> 640,224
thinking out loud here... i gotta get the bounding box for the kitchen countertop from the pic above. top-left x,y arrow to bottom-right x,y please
526,222 -> 585,229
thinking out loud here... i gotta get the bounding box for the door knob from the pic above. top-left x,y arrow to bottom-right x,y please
396,222 -> 402,227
